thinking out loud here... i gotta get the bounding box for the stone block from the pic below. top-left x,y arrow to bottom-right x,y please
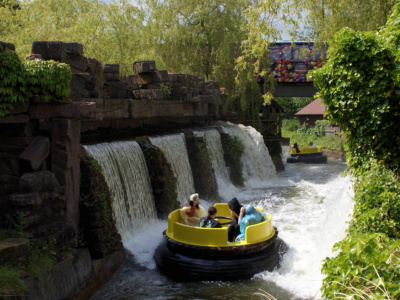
10,192 -> 42,207
183,102 -> 194,116
61,54 -> 88,73
0,158 -> 20,176
18,136 -> 50,171
104,73 -> 120,82
0,114 -> 29,124
126,71 -> 169,86
52,119 -> 81,230
103,82 -> 131,99
86,57 -> 103,78
30,102 -> 97,120
133,61 -> 156,74
132,89 -> 163,100
31,41 -> 65,61
198,95 -> 215,104
0,238 -> 30,267
0,144 -> 25,159
164,101 -> 184,116
0,174 -> 19,184
6,136 -> 34,146
19,171 -> 61,193
102,99 -> 129,119
124,74 -> 147,85
0,41 -> 15,52
103,63 -> 119,74
9,102 -> 29,114
64,43 -> 83,55
70,73 -> 103,99
130,100 -> 152,118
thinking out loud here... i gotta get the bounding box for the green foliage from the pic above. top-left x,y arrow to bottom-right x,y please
15,212 -> 29,239
313,27 -> 400,174
160,84 -> 172,101
221,134 -> 245,187
289,120 -> 345,151
321,232 -> 400,299
282,119 -> 299,133
0,265 -> 27,297
350,160 -> 400,239
0,49 -> 71,118
321,161 -> 400,298
0,50 -> 28,117
23,58 -> 71,100
274,97 -> 314,119
26,240 -> 56,279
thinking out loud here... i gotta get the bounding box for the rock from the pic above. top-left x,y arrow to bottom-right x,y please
31,41 -> 65,61
133,89 -> 163,100
18,136 -> 50,171
0,158 -> 20,176
70,73 -> 103,99
103,63 -> 119,74
64,43 -> 84,55
0,41 -> 15,52
104,73 -> 120,82
10,192 -> 42,207
52,119 -> 81,231
133,61 -> 156,74
19,171 -> 61,193
103,82 -> 131,99
30,102 -> 97,119
61,55 -> 88,73
0,238 -> 30,267
0,114 -> 29,124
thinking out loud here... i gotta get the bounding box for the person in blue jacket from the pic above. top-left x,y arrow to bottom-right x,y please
235,204 -> 267,242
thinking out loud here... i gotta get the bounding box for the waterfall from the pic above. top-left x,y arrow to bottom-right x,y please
149,134 -> 195,204
194,129 -> 240,201
221,123 -> 276,185
193,129 -> 230,182
83,141 -> 157,242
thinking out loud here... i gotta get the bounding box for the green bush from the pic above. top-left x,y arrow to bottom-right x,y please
313,27 -> 400,174
0,49 -> 72,118
0,50 -> 28,117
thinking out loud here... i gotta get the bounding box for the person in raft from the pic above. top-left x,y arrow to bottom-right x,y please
309,141 -> 317,148
235,204 -> 268,242
180,193 -> 206,226
199,206 -> 222,228
293,142 -> 301,153
227,197 -> 243,242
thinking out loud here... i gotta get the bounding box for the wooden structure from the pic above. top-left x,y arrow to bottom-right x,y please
295,98 -> 326,127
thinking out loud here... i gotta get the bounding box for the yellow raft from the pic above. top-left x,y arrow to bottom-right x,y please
287,146 -> 327,164
154,203 -> 287,281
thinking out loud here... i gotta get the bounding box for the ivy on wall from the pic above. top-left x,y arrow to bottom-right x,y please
0,49 -> 72,118
313,28 -> 400,174
312,4 -> 400,298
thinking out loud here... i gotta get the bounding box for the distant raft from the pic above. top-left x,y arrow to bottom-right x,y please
287,146 -> 328,164
154,203 -> 287,281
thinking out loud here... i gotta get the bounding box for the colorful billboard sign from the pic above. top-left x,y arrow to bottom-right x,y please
268,42 -> 328,83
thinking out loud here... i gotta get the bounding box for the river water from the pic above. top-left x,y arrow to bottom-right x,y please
90,146 -> 354,300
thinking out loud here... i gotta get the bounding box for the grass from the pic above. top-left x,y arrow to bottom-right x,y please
0,240 -> 56,297
0,265 -> 27,297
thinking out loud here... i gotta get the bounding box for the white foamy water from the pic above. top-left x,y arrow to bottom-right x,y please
221,123 -> 276,187
149,134 -> 195,205
83,141 -> 157,242
254,162 -> 354,299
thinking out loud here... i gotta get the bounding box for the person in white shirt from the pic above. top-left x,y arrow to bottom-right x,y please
309,142 -> 317,148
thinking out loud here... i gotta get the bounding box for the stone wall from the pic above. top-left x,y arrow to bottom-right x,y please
0,40 -> 225,299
